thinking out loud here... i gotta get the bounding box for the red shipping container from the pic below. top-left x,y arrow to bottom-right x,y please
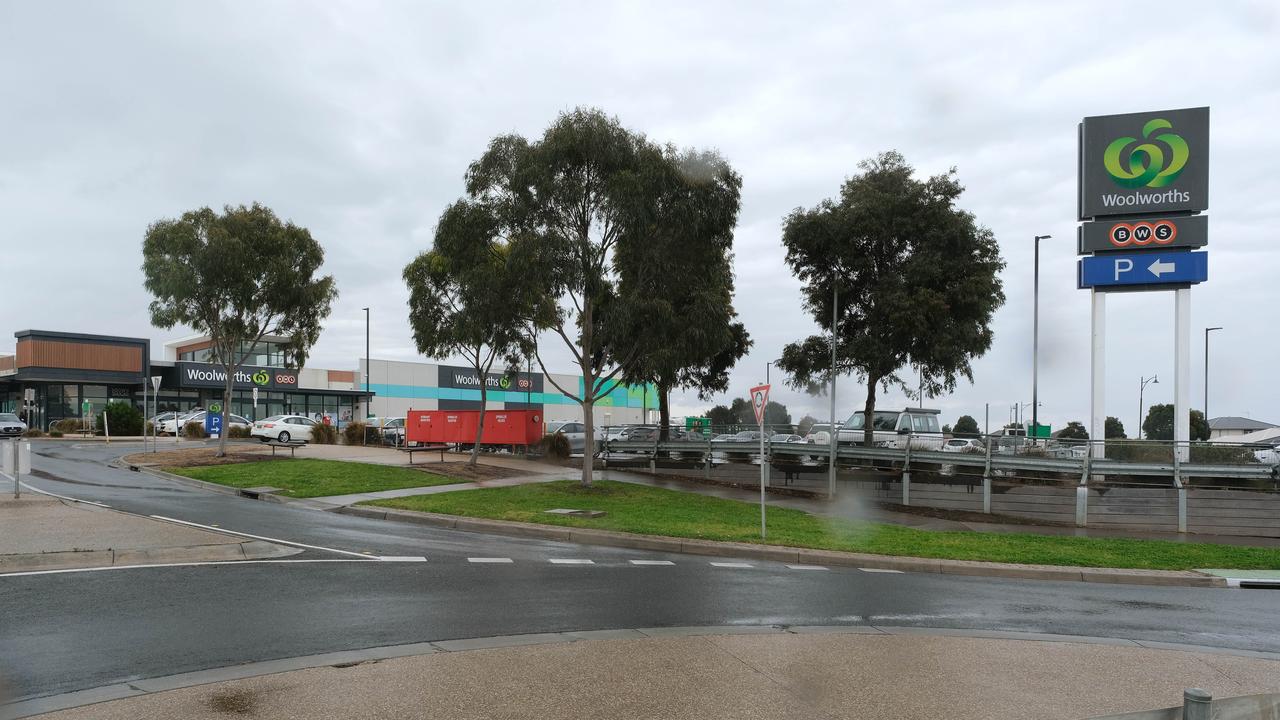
407,410 -> 543,446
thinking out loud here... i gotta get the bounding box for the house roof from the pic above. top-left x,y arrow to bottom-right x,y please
1209,416 -> 1277,431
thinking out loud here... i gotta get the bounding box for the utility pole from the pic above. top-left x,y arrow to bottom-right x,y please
1032,234 -> 1052,442
827,280 -> 838,499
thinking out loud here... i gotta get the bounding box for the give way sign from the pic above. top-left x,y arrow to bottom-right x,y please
749,384 -> 770,426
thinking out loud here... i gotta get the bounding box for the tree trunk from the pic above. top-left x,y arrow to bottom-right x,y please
581,398 -> 595,487
657,382 -> 671,442
471,379 -> 486,467
579,295 -> 595,488
217,369 -> 233,457
862,374 -> 879,448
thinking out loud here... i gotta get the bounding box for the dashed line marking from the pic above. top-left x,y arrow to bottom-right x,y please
861,568 -> 904,574
629,560 -> 675,566
549,559 -> 594,565
468,557 -> 514,564
710,562 -> 754,568
787,565 -> 829,571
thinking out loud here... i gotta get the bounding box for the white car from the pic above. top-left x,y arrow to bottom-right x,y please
1254,445 -> 1280,465
158,410 -> 203,435
836,408 -> 945,450
251,415 -> 318,444
942,438 -> 984,453
0,412 -> 28,438
166,411 -> 251,435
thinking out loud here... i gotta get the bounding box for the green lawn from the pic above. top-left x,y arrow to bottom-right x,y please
167,459 -> 463,499
366,480 -> 1280,571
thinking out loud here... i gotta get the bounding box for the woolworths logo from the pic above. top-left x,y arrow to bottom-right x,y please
499,376 -> 512,390
1103,118 -> 1189,189
251,370 -> 270,386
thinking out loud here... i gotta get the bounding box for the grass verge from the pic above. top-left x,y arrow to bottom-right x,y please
366,480 -> 1280,571
167,458 -> 463,499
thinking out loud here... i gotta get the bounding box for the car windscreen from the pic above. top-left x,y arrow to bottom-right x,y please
843,412 -> 898,430
0,413 -> 19,422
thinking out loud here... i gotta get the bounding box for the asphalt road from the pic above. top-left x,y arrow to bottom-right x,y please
3,441 -> 1279,705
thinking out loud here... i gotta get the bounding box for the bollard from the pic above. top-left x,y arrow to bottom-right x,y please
704,436 -> 712,480
982,439 -> 993,513
901,441 -> 912,506
1182,688 -> 1211,720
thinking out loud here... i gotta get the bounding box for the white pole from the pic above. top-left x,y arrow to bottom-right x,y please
759,414 -> 767,539
1090,290 -> 1107,459
827,281 -> 838,498
1174,288 -> 1192,462
142,380 -> 147,452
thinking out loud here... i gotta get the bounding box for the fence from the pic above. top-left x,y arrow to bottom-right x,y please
1090,688 -> 1280,720
597,426 -> 1280,538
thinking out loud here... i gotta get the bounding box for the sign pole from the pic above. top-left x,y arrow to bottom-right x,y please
1090,290 -> 1106,459
749,384 -> 771,539
1174,288 -> 1192,462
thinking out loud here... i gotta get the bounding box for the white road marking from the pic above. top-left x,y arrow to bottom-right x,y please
18,482 -> 109,507
149,515 -> 387,559
548,559 -> 594,565
710,562 -> 754,568
468,557 -> 514,564
860,568 -> 904,574
787,565 -> 829,571
377,556 -> 427,562
629,560 -> 675,566
0,559 -> 412,578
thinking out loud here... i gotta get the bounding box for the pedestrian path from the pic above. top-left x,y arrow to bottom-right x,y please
311,473 -> 568,506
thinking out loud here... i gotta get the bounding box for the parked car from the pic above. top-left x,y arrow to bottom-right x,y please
172,411 -> 251,434
771,433 -> 805,443
804,423 -> 839,446
1253,444 -> 1280,465
0,413 -> 28,438
157,410 -> 199,435
836,408 -> 944,450
378,417 -> 406,445
942,438 -> 984,453
548,421 -> 605,454
148,412 -> 180,429
251,415 -> 318,443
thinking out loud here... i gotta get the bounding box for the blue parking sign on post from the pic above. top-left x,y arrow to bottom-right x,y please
204,412 -> 223,436
1077,250 -> 1207,290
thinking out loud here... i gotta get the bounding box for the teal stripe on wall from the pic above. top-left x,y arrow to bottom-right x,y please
368,382 -> 653,408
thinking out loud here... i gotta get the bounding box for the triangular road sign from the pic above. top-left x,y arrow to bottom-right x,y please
749,384 -> 770,426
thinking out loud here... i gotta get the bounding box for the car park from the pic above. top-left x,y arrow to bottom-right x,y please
378,417 -> 406,445
170,411 -> 251,434
250,414 -> 318,443
942,438 -> 984,453
548,421 -> 606,454
0,412 -> 28,438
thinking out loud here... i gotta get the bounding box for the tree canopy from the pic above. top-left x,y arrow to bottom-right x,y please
952,415 -> 980,437
1142,404 -> 1210,441
777,151 -> 1005,445
1057,421 -> 1089,441
403,199 -> 535,466
142,203 -> 336,456
610,148 -> 751,440
1105,416 -> 1127,439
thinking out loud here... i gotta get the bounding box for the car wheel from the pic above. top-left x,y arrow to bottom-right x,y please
278,431 -> 291,443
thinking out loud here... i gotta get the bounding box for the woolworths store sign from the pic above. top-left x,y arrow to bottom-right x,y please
176,362 -> 299,390
1079,106 -> 1209,219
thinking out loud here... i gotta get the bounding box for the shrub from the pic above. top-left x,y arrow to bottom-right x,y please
539,432 -> 570,460
310,422 -> 338,445
227,425 -> 252,439
54,418 -> 86,434
342,421 -> 367,445
183,421 -> 207,439
96,402 -> 144,436
22,429 -> 45,438
49,429 -> 64,438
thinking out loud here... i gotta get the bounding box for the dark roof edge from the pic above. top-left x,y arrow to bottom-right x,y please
15,329 -> 151,345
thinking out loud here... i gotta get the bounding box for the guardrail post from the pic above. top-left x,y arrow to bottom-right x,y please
1173,450 -> 1187,534
1182,688 -> 1211,720
704,435 -> 712,480
1076,452 -> 1089,527
901,441 -> 912,506
982,439 -> 992,514
649,431 -> 658,474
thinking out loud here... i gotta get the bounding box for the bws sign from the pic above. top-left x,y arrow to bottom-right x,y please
1079,107 -> 1209,219
1078,214 -> 1207,254
177,362 -> 299,390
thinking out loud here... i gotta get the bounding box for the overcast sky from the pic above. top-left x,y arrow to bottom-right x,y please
3,1 -> 1278,432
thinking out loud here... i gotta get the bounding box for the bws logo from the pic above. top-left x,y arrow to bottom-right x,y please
1104,118 -> 1189,189
274,373 -> 297,386
1108,220 -> 1177,248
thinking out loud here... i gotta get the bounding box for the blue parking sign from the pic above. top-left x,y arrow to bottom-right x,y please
1078,250 -> 1207,290
204,412 -> 223,436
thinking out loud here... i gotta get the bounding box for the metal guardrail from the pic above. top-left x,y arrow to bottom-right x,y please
600,437 -> 1279,482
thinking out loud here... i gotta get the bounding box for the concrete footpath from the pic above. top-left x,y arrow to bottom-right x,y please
20,630 -> 1280,720
0,490 -> 298,573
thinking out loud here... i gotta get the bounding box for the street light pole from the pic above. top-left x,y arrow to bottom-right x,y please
1139,374 -> 1159,440
362,307 -> 370,438
1205,327 -> 1222,435
1032,234 -> 1051,442
827,281 -> 838,500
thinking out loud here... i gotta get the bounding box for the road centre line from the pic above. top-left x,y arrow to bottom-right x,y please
549,559 -> 594,565
629,560 -> 675,565
786,565 -> 829,571
468,557 -> 514,563
710,562 -> 754,568
148,515 -> 394,560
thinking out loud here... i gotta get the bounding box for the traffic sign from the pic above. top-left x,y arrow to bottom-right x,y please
1078,250 -> 1207,290
251,386 -> 258,408
204,412 -> 223,436
749,384 -> 770,426
1079,107 -> 1209,219
1078,214 -> 1207,254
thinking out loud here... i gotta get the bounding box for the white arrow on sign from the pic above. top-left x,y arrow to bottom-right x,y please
1149,259 -> 1175,277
